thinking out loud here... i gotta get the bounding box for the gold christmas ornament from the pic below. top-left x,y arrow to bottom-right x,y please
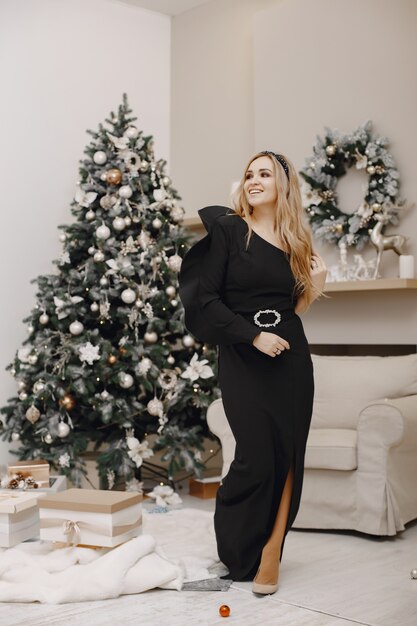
108,354 -> 118,364
59,393 -> 76,411
106,168 -> 122,185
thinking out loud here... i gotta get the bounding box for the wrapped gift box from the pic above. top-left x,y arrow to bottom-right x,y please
189,474 -> 221,499
0,492 -> 40,547
38,488 -> 143,547
8,459 -> 50,487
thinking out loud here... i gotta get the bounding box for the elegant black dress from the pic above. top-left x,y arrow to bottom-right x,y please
178,205 -> 314,581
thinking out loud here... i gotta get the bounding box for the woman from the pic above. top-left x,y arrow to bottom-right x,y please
178,150 -> 327,595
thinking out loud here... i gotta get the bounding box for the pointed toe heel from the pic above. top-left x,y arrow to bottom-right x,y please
251,567 -> 279,595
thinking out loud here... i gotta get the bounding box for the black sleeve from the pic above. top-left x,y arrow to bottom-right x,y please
198,219 -> 260,345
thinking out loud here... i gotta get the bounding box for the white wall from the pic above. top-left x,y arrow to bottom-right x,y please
0,0 -> 170,463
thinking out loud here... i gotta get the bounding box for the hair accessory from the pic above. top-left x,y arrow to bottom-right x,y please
261,151 -> 290,180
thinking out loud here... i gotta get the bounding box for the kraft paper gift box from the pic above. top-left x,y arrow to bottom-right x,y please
38,488 -> 143,547
0,491 -> 40,547
7,459 -> 50,487
189,475 -> 221,499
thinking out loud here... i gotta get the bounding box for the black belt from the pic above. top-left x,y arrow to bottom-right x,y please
240,308 -> 296,328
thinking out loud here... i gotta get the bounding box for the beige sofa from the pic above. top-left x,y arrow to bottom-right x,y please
206,353 -> 417,536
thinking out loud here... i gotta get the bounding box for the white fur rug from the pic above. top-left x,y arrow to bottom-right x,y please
0,507 -> 222,604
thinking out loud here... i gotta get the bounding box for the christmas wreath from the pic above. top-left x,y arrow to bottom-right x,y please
299,120 -> 405,250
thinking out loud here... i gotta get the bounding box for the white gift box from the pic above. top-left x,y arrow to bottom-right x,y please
0,492 -> 40,547
38,488 -> 143,547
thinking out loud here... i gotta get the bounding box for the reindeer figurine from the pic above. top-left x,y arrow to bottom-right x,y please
369,206 -> 407,279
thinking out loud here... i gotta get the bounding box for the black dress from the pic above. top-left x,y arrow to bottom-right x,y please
178,205 -> 314,581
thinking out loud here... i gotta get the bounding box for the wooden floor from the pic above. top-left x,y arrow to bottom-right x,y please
2,486 -> 417,626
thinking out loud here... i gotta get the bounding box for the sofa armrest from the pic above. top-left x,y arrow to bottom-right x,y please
358,395 -> 417,450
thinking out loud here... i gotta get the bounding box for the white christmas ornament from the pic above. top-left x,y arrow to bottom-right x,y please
166,286 -> 176,297
94,251 -> 105,262
19,392 -> 28,401
11,432 -> 20,441
119,372 -> 134,388
124,216 -> 132,227
88,246 -> 96,255
144,331 -> 158,344
100,172 -> 108,181
121,288 -> 136,304
182,335 -> 195,348
69,320 -> 84,335
57,421 -> 70,437
181,352 -> 214,382
93,151 -> 107,165
124,126 -> 139,139
96,224 -> 111,240
126,434 -> 154,468
99,276 -> 109,286
39,313 -> 49,324
152,218 -> 162,229
153,189 -> 166,202
28,354 -> 38,365
112,217 -> 126,231
119,185 -> 133,199
85,210 -> 95,221
167,355 -> 175,365
59,233 -> 66,242
168,254 -> 182,272
90,302 -> 99,312
44,433 -> 53,444
147,397 -> 164,417
75,188 -> 97,208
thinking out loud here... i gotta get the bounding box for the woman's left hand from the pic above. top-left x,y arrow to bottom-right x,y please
310,252 -> 327,289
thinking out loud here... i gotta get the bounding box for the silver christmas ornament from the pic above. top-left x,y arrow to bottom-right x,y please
144,331 -> 158,344
165,286 -> 176,297
33,380 -> 45,394
57,421 -> 70,437
119,372 -> 134,388
410,569 -> 417,579
112,216 -> 126,231
44,433 -> 53,444
90,302 -> 99,312
152,218 -> 162,229
125,126 -> 139,139
121,288 -> 136,304
28,354 -> 38,365
69,320 -> 84,335
119,185 -> 133,199
93,150 -> 107,165
11,432 -> 20,441
25,405 -> 40,424
182,335 -> 195,348
94,251 -> 105,262
147,397 -> 163,416
96,224 -> 111,240
86,210 -> 95,221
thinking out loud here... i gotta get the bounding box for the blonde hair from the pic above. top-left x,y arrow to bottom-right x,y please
230,151 -> 324,311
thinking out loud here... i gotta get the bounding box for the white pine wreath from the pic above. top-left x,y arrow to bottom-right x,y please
299,120 -> 405,250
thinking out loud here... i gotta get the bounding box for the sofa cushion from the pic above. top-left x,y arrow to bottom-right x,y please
310,354 -> 417,429
305,428 -> 357,471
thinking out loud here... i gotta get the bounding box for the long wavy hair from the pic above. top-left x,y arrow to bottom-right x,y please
230,151 -> 324,310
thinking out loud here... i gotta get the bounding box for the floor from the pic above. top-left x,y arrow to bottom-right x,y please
2,481 -> 417,626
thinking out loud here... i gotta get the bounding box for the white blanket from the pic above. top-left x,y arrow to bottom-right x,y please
0,507 -> 221,604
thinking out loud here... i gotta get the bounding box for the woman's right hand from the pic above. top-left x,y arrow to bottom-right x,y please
252,331 -> 290,358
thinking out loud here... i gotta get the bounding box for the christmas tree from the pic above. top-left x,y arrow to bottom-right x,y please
0,95 -> 220,490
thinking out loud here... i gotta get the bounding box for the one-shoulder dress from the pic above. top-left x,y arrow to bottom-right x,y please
178,205 -> 314,581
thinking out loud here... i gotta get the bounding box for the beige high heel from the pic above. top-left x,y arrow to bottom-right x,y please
251,563 -> 279,595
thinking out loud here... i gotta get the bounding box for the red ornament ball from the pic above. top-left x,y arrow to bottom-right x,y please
219,604 -> 230,617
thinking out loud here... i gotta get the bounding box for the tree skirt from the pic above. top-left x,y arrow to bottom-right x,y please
0,507 -> 227,603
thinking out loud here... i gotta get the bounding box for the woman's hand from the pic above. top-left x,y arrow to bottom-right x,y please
252,331 -> 290,358
310,252 -> 327,291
